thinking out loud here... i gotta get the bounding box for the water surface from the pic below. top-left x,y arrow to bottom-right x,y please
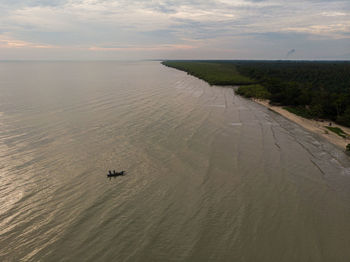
1,61 -> 350,261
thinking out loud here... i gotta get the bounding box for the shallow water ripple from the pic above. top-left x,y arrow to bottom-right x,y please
0,61 -> 350,261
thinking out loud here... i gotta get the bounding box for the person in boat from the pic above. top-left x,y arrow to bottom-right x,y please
107,170 -> 125,177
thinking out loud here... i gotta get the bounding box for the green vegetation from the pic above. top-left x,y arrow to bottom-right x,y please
283,106 -> 314,119
162,60 -> 350,127
325,126 -> 348,138
162,61 -> 255,86
234,61 -> 350,127
235,84 -> 270,99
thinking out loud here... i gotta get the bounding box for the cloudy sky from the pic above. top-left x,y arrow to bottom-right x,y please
0,0 -> 349,60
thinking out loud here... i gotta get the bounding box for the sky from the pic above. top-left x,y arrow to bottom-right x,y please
0,0 -> 349,60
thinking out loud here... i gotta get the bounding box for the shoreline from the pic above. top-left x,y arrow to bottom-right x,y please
252,98 -> 350,151
162,61 -> 350,152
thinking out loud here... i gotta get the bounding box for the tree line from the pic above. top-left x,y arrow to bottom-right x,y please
162,60 -> 350,127
233,61 -> 350,127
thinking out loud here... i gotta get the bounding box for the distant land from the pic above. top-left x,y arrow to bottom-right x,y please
162,60 -> 350,151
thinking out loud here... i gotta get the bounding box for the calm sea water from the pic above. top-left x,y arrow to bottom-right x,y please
1,61 -> 350,261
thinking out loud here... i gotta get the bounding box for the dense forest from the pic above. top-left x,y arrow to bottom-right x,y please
161,61 -> 254,85
162,60 -> 350,127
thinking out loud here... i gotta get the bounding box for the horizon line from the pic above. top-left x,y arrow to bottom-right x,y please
1,58 -> 350,62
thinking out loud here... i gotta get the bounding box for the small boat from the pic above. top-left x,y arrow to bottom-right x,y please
107,170 -> 125,177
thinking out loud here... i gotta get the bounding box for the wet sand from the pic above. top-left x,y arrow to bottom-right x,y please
253,98 -> 350,151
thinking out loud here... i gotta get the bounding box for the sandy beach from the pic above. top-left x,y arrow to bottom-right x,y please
253,99 -> 350,151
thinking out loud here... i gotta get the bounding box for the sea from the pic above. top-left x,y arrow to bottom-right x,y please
1,61 -> 350,261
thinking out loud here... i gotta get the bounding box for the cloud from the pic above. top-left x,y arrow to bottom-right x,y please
0,34 -> 55,48
89,43 -> 195,51
0,0 -> 349,59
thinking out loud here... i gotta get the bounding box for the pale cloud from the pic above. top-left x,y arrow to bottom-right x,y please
286,23 -> 350,39
0,34 -> 55,48
89,43 -> 195,51
322,11 -> 347,17
0,0 -> 349,59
